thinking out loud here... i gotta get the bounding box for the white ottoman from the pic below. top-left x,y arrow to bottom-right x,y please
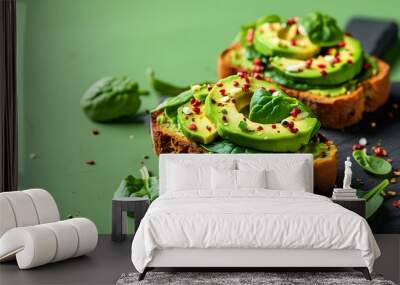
0,189 -> 98,269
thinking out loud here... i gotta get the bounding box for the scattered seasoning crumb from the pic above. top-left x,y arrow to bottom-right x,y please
129,135 -> 135,139
394,169 -> 400,176
386,191 -> 397,197
29,153 -> 37,159
373,145 -> 388,157
393,200 -> 400,209
85,160 -> 96,166
352,143 -> 365,151
390,177 -> 397,184
91,129 -> 100,135
143,155 -> 149,160
386,158 -> 393,163
370,121 -> 377,128
358,137 -> 367,146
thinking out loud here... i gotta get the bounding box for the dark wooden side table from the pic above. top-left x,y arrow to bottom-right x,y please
331,198 -> 366,218
112,197 -> 149,242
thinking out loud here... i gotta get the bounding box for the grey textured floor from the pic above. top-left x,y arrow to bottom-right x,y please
118,271 -> 395,285
0,235 -> 134,285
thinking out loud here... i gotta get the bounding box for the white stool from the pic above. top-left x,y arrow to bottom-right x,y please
0,189 -> 98,269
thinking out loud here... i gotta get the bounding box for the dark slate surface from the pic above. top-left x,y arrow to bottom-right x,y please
346,17 -> 398,57
321,82 -> 400,233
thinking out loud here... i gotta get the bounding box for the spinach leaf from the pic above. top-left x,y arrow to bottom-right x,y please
299,139 -> 329,158
148,69 -> 189,97
81,76 -> 148,122
148,69 -> 212,98
352,150 -> 392,176
357,179 -> 389,219
203,137 -> 329,158
299,12 -> 343,47
164,106 -> 179,126
256,14 -> 281,25
151,89 -> 193,112
201,139 -> 258,154
249,88 -> 299,124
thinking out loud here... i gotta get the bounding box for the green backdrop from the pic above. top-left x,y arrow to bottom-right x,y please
16,0 -> 400,234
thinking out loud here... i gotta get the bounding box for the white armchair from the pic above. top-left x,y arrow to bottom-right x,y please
0,189 -> 98,269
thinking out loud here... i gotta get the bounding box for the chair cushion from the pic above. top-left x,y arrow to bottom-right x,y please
0,189 -> 60,238
24,189 -> 60,224
0,196 -> 16,237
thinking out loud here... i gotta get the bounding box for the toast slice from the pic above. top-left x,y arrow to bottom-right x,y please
218,43 -> 391,129
150,110 -> 337,195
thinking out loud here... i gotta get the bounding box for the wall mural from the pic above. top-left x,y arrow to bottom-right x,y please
77,12 -> 399,234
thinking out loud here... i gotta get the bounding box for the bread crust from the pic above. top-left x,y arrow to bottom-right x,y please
362,59 -> 391,112
218,43 -> 391,128
151,111 -> 337,194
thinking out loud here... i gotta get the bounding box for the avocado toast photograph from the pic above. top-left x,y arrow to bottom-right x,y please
218,12 -> 391,129
150,73 -> 337,194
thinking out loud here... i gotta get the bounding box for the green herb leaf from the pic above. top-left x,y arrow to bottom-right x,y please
243,46 -> 263,61
148,69 -> 189,97
81,76 -> 148,122
365,191 -> 384,219
256,14 -> 281,26
249,88 -> 301,124
299,12 -> 343,47
113,166 -> 159,202
352,150 -> 392,176
357,179 -> 389,219
164,106 -> 178,126
152,89 -> 193,112
201,139 -> 258,154
298,136 -> 330,158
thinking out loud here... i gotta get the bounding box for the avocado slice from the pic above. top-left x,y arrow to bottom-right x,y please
205,75 -> 320,152
254,21 -> 320,59
270,36 -> 363,85
177,94 -> 218,145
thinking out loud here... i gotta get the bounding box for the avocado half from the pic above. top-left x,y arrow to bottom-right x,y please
150,74 -> 337,194
217,13 -> 391,129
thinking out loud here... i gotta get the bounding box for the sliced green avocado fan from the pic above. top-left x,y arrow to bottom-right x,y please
153,74 -> 321,153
